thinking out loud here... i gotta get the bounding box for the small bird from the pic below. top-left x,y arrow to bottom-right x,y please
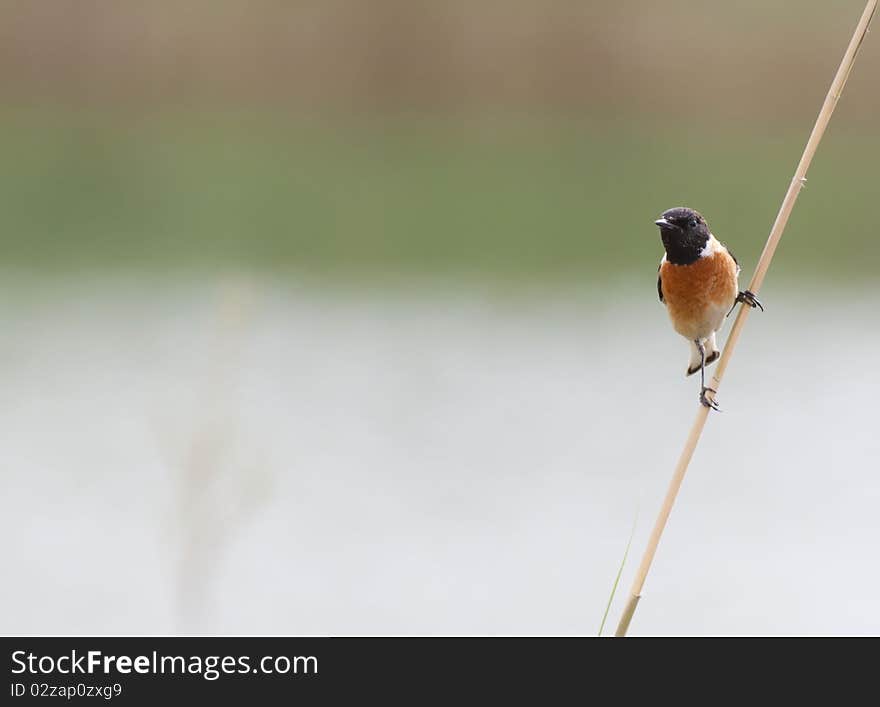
655,207 -> 762,410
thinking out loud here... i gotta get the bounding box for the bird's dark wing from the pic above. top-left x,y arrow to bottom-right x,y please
657,263 -> 664,303
722,242 -> 739,269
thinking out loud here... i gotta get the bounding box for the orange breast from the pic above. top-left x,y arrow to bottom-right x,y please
660,250 -> 738,340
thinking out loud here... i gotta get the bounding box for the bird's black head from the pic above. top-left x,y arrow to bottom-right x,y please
655,207 -> 711,265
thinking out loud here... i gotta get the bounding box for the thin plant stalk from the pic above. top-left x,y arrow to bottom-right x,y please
598,508 -> 638,636
615,0 -> 878,638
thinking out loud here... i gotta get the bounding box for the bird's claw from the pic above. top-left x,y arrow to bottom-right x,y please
700,386 -> 720,411
736,290 -> 764,311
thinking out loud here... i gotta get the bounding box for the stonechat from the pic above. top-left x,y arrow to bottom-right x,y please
655,207 -> 762,410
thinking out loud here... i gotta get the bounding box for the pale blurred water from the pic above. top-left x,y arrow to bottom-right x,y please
1,276 -> 878,636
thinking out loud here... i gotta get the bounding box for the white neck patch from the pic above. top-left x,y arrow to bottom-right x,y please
699,234 -> 720,259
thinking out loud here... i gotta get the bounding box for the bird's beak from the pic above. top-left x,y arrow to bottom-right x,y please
654,218 -> 672,229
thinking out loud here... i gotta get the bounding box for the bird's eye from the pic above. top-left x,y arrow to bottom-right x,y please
689,219 -> 698,228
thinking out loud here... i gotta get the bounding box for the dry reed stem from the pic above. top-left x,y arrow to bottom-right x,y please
615,0 -> 878,637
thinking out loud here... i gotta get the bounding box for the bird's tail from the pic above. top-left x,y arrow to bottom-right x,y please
686,333 -> 720,377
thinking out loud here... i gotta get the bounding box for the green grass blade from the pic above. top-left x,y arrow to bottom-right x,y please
598,509 -> 639,637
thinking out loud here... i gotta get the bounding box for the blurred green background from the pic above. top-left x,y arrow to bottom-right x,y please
1,0 -> 877,282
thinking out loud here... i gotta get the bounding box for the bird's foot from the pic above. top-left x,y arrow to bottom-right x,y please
736,290 -> 764,311
700,386 -> 720,411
